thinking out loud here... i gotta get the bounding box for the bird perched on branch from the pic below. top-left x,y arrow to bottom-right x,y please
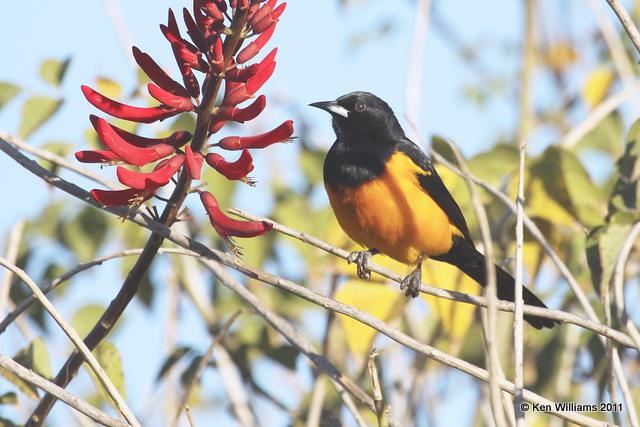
310,91 -> 557,329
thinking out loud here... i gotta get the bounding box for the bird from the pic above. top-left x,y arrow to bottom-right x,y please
310,91 -> 558,329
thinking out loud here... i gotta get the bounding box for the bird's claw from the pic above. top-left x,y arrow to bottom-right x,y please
347,250 -> 374,280
400,268 -> 422,298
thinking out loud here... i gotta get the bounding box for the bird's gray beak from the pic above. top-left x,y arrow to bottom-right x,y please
309,101 -> 349,118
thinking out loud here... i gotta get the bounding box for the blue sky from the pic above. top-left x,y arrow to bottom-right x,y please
0,1 -> 621,426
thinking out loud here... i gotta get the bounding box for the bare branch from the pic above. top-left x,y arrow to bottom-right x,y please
0,354 -> 130,427
405,0 -> 433,139
0,248 -> 198,335
0,131 -> 118,189
561,80 -> 640,148
368,349 -> 390,427
0,258 -> 140,427
230,208 -> 638,350
514,142 -> 526,426
445,139 -> 506,427
604,0 -> 640,56
0,220 -> 26,320
0,136 -> 624,426
172,311 -> 243,427
613,221 -> 640,348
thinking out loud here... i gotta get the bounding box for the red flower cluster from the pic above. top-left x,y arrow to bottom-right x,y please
76,0 -> 291,242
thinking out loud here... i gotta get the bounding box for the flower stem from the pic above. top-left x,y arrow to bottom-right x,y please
26,8 -> 250,426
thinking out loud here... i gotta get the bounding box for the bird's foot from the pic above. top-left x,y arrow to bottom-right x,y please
400,262 -> 422,298
347,249 -> 378,280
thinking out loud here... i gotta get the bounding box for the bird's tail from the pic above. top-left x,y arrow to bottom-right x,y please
433,237 -> 558,329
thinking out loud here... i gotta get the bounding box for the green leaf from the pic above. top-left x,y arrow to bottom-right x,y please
586,223 -> 631,295
72,304 -> 106,339
95,76 -> 122,100
265,345 -> 299,370
0,416 -> 19,427
467,143 -> 519,184
28,338 -> 52,379
86,342 -> 126,405
0,392 -> 17,405
38,141 -> 73,175
299,146 -> 325,185
0,82 -> 21,111
156,346 -> 192,382
608,119 -> 640,218
59,207 -> 109,260
431,135 -> 457,165
39,57 -> 71,87
19,96 -> 63,139
180,354 -> 203,386
530,146 -> 604,227
575,111 -> 623,157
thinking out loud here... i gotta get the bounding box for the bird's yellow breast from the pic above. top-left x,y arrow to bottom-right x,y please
326,152 -> 456,265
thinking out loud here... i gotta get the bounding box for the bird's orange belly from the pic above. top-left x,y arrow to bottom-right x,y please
326,155 -> 454,265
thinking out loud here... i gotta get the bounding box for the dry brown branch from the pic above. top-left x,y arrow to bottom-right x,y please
604,0 -> 640,55
0,258 -> 140,427
0,354 -> 130,427
445,139 -> 506,427
514,142 -> 526,426
172,311 -> 242,427
0,136 -> 619,426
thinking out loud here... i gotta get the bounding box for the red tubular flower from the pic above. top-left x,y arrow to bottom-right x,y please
205,149 -> 254,182
185,145 -> 205,180
218,95 -> 266,122
225,63 -> 260,82
200,0 -> 224,21
211,37 -> 225,73
82,86 -> 180,124
90,115 -> 176,167
132,47 -> 191,98
148,83 -> 194,111
75,150 -> 121,164
77,0 -> 294,233
217,120 -> 294,150
200,191 -> 272,239
91,187 -> 157,207
116,154 -> 185,190
108,122 -> 192,148
237,24 -> 276,65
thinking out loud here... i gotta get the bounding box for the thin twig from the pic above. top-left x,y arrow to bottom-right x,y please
446,139 -> 506,427
0,220 -> 26,318
604,0 -> 640,56
4,136 -> 628,348
516,0 -> 535,144
561,80 -> 640,148
306,376 -> 327,427
0,131 -> 118,190
172,311 -> 242,427
405,0 -> 433,139
0,354 -> 130,427
200,259 -> 376,423
105,0 -> 136,69
213,343 -> 259,427
368,349 -> 390,427
0,137 -> 623,426
514,142 -> 526,426
185,406 -> 197,427
0,247 -> 198,335
230,208 -> 637,350
0,258 -> 140,427
613,221 -> 640,348
586,0 -> 639,114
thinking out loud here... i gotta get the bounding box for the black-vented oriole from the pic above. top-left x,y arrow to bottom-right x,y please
310,91 -> 557,329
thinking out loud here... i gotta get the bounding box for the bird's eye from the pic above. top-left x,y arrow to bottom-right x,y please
354,101 -> 366,112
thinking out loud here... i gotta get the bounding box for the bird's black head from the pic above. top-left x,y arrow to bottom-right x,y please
310,92 -> 405,143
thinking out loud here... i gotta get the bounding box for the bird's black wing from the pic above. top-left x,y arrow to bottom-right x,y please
396,138 -> 473,243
